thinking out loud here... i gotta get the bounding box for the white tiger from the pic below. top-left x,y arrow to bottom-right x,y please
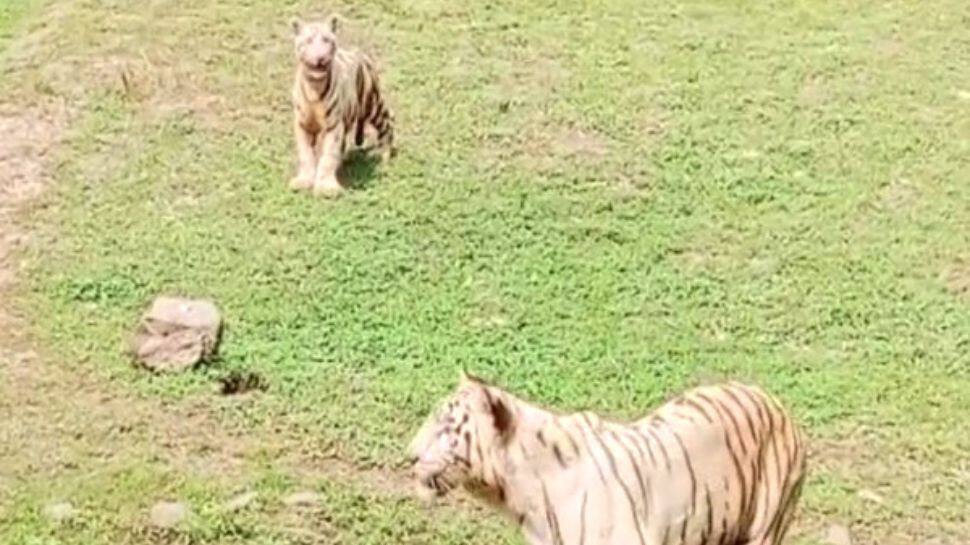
290,15 -> 395,196
409,374 -> 806,545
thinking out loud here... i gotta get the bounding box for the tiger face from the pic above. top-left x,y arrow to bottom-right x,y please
291,16 -> 339,80
408,374 -> 513,502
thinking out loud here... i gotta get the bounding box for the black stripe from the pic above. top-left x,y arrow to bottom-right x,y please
609,431 -> 652,521
540,481 -> 564,545
355,64 -> 366,103
579,490 -> 588,545
574,415 -> 608,486
580,415 -> 647,545
558,423 -> 582,457
764,434 -> 782,522
617,430 -> 654,514
769,473 -> 805,543
734,384 -> 768,431
367,90 -> 383,122
552,444 -> 568,469
643,426 -> 672,472
702,484 -> 714,545
723,387 -> 759,446
354,120 -> 365,146
697,392 -> 749,535
322,70 -> 334,100
669,429 -> 698,516
764,465 -> 796,543
708,394 -> 748,457
684,397 -> 715,423
631,429 -> 659,468
325,99 -> 339,119
377,121 -> 391,138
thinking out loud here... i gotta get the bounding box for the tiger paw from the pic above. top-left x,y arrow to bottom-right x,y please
312,178 -> 343,198
379,146 -> 395,162
289,175 -> 314,191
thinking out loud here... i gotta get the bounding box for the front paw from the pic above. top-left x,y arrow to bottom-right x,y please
379,146 -> 395,162
290,175 -> 314,190
312,177 -> 343,198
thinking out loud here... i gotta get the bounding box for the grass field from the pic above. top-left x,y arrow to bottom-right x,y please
1,0 -> 969,543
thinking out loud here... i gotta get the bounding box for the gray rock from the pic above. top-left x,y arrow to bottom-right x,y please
823,523 -> 853,545
150,501 -> 189,528
130,296 -> 222,372
282,491 -> 323,507
42,501 -> 75,523
225,491 -> 257,512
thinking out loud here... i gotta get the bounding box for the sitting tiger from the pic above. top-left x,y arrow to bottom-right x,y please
409,374 -> 806,545
290,15 -> 395,196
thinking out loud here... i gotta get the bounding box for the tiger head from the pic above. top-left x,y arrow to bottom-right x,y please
291,15 -> 340,80
408,373 -> 515,502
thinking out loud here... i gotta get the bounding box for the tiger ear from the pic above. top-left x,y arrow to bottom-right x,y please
290,18 -> 303,36
460,371 -> 488,388
325,13 -> 341,33
489,395 -> 515,441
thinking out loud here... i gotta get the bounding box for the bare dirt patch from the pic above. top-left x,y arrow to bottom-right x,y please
0,105 -> 65,331
0,104 -> 251,495
942,259 -> 970,299
877,178 -> 920,212
553,127 -> 609,159
799,73 -> 829,108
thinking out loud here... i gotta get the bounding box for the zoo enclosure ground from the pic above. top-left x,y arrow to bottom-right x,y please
1,0 -> 969,544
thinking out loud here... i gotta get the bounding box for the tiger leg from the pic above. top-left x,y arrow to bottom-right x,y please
291,117 -> 317,190
313,122 -> 346,197
372,107 -> 395,161
741,474 -> 805,545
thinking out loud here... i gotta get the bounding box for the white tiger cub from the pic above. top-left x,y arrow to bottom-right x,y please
409,374 -> 806,545
290,15 -> 395,196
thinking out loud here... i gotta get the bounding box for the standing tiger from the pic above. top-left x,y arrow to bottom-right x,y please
290,15 -> 395,196
409,374 -> 806,545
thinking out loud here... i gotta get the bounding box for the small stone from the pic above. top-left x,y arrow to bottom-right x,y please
823,523 -> 852,545
225,491 -> 257,512
857,489 -> 885,504
282,491 -> 322,507
150,501 -> 189,528
42,501 -> 75,523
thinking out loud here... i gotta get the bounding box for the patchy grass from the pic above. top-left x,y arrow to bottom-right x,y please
3,464 -> 512,545
1,0 -> 969,544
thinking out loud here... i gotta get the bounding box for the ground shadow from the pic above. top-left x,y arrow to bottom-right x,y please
338,149 -> 383,191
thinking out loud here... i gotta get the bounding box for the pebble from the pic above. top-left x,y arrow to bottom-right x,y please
150,501 -> 189,528
225,491 -> 257,512
42,501 -> 75,523
823,523 -> 853,545
282,491 -> 323,507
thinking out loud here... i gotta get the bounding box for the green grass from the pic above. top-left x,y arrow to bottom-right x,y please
2,0 -> 970,543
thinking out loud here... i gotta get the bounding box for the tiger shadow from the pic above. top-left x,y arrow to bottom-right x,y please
338,149 -> 383,191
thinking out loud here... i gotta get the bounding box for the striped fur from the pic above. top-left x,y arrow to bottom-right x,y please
290,15 -> 394,196
409,374 -> 806,545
